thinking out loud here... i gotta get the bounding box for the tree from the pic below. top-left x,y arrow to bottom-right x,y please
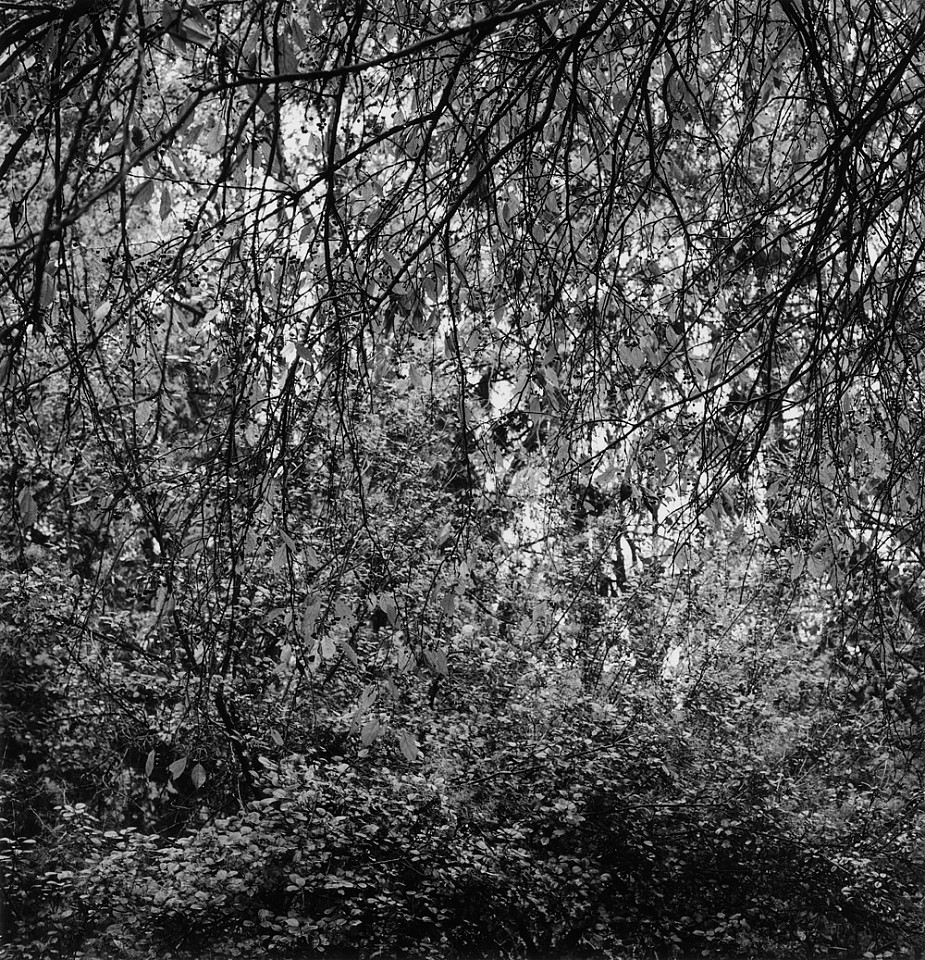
5,0 -> 925,955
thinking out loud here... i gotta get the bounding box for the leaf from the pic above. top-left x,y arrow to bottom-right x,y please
360,718 -> 381,746
334,598 -> 354,622
177,15 -> 212,46
202,121 -> 224,153
269,542 -> 287,573
154,584 -> 172,618
159,186 -> 172,220
425,648 -> 449,675
101,138 -> 125,161
398,729 -> 419,761
134,179 -> 155,207
300,598 -> 321,640
175,94 -> 198,132
432,648 -> 448,676
278,33 -> 298,74
290,15 -> 307,49
161,0 -> 180,32
307,6 -> 324,34
339,638 -> 358,666
270,728 -> 284,746
379,592 -> 398,625
17,487 -> 37,527
273,643 -> 293,675
396,646 -> 413,673
39,271 -> 56,308
144,749 -> 156,778
190,763 -> 206,789
168,756 -> 187,780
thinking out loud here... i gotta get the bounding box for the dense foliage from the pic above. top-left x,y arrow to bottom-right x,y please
4,0 -> 925,956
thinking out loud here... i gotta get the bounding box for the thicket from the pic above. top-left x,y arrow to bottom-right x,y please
5,0 -> 925,956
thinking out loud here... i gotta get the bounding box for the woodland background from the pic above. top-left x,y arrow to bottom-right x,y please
3,0 -> 925,956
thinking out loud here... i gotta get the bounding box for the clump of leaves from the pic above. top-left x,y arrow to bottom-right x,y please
36,652 -> 924,960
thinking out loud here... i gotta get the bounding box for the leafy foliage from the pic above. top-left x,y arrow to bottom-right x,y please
5,0 -> 925,956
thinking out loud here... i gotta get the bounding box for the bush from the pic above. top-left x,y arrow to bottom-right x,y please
22,660 -> 921,960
